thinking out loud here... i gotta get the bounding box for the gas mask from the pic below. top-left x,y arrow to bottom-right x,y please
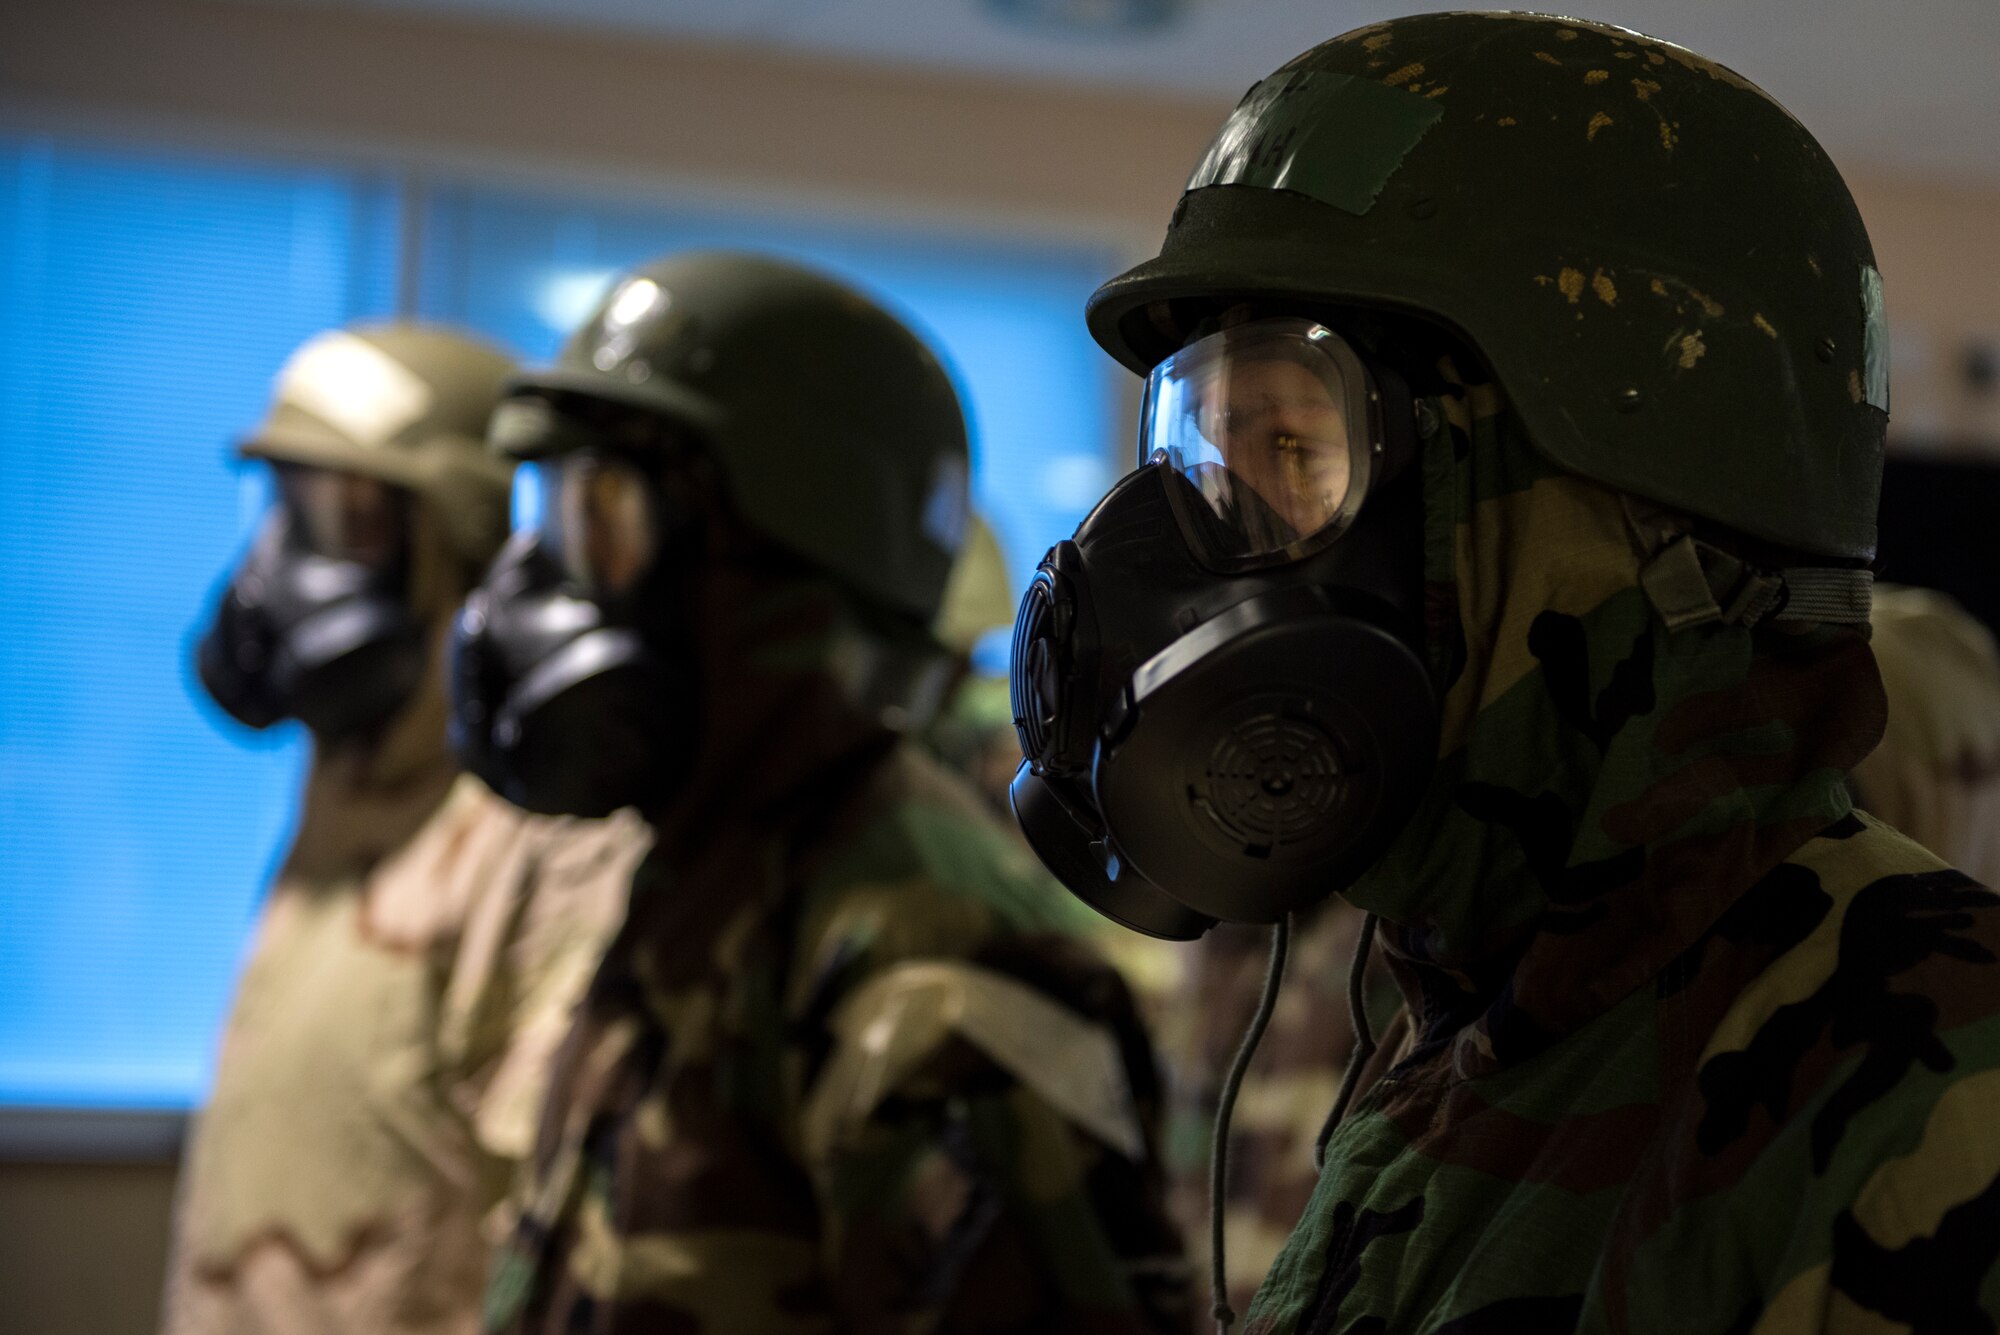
197,464 -> 426,741
450,441 -> 697,819
1009,317 -> 1441,939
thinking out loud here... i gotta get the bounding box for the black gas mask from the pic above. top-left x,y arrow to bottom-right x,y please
450,423 -> 698,820
197,463 -> 426,741
1009,317 -> 1442,939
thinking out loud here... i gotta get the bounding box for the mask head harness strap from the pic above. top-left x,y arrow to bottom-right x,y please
1627,497 -> 1874,633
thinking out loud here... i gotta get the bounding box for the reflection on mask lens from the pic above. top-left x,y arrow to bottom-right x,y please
274,463 -> 408,569
536,453 -> 658,596
1142,318 -> 1374,565
1195,358 -> 1352,535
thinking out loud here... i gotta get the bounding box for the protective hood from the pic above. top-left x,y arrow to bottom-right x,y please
1346,364 -> 1886,1072
646,553 -> 951,848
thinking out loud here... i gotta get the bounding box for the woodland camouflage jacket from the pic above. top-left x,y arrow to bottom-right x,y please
1240,372 -> 2000,1334
488,570 -> 1189,1335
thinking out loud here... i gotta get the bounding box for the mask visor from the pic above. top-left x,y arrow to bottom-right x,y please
273,462 -> 409,569
1141,317 -> 1377,569
522,452 -> 660,597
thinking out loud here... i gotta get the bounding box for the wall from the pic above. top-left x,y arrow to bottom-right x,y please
0,1159 -> 177,1335
5,0 -> 1996,448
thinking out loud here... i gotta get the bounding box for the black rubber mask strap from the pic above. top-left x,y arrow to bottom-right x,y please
1314,912 -> 1381,1171
1209,915 -> 1291,1334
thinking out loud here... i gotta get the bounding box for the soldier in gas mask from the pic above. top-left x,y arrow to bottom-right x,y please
166,323 -> 649,1335
451,251 -> 1187,1333
1008,13 -> 2000,1332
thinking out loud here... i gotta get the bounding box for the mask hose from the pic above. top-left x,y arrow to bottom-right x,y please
1314,912 -> 1381,1171
1208,915 -> 1291,1335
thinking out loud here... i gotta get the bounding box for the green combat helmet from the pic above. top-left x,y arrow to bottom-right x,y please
495,251 -> 970,622
244,323 -> 517,563
1089,10 -> 1889,561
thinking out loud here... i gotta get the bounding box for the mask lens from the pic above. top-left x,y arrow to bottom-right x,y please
1141,318 -> 1375,565
535,452 -> 659,596
274,463 -> 408,568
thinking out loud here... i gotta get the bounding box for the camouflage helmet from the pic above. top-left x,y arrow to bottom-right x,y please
1089,11 -> 1888,560
496,251 -> 971,623
243,322 -> 516,563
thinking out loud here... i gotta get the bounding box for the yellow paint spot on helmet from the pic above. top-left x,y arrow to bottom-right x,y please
1679,333 -> 1708,369
1497,116 -> 1519,127
1426,85 -> 1451,99
1588,112 -> 1614,141
1754,313 -> 1779,339
1557,27 -> 1580,41
1534,274 -> 1555,287
1584,69 -> 1610,85
1633,78 -> 1662,102
1650,278 -> 1669,298
1363,32 -> 1394,52
1660,121 -> 1680,151
1534,51 -> 1563,66
1848,370 -> 1865,403
1383,62 -> 1426,87
1648,51 -> 1667,65
1808,254 -> 1824,278
1615,51 -> 1637,60
1592,270 -> 1619,307
1558,268 -> 1587,304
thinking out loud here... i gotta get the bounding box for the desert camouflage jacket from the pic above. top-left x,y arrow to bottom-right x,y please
1240,372 -> 2000,1334
163,751 -> 648,1335
1851,584 -> 2000,889
488,573 -> 1188,1335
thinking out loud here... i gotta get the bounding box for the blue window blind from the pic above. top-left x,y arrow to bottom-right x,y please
0,147 -> 1118,1111
0,138 -> 402,1107
416,184 -> 1121,669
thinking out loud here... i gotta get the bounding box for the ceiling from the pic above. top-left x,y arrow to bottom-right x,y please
271,0 -> 2000,180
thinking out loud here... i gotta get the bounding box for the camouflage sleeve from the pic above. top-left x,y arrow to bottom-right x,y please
1727,1057 -> 2000,1332
1635,826 -> 2000,1334
798,937 -> 1191,1333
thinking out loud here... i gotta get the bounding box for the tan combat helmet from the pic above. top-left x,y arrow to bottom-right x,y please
244,322 -> 517,565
